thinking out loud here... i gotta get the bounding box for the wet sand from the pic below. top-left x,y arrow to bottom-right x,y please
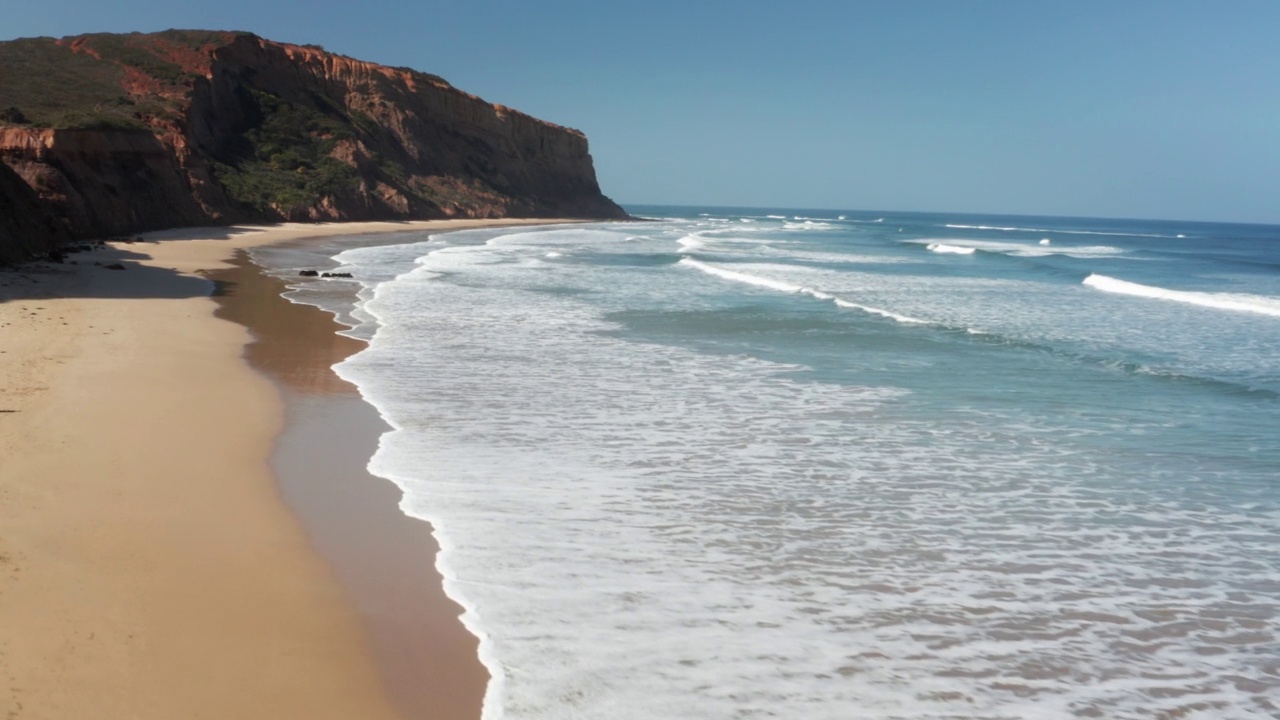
0,219 -> 576,719
211,251 -> 487,719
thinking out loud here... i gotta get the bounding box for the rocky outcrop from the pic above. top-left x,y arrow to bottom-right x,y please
1,127 -> 220,239
0,160 -> 68,264
0,30 -> 627,257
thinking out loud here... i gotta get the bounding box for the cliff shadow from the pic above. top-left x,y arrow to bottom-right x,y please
0,244 -> 213,302
137,225 -> 286,243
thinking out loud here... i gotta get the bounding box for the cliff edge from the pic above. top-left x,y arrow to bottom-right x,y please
0,30 -> 627,259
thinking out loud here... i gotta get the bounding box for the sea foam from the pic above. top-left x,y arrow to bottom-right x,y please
678,257 -> 925,323
945,223 -> 1178,239
272,212 -> 1280,720
927,242 -> 976,255
917,239 -> 1127,259
1084,274 -> 1280,318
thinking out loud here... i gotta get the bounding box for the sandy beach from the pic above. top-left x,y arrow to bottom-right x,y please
0,219 -> 575,719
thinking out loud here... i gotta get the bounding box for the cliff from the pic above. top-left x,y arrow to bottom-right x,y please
0,160 -> 67,264
0,30 -> 627,259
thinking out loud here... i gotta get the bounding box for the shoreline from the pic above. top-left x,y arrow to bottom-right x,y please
0,218 -> 582,719
209,250 -> 490,719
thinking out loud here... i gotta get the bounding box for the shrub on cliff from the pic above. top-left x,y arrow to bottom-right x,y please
1,107 -> 29,124
211,90 -> 360,214
0,29 -> 627,240
0,35 -> 199,128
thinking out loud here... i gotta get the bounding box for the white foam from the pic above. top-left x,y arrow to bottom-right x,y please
832,298 -> 928,323
679,258 -> 927,324
783,220 -> 835,231
927,242 -> 976,255
945,223 -> 1176,239
679,257 -> 806,294
676,233 -> 706,252
1084,274 -> 1280,318
285,216 -> 1280,720
946,223 -> 1021,232
915,239 -> 1127,259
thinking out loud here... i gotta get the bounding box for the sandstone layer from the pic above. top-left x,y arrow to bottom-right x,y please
0,30 -> 627,259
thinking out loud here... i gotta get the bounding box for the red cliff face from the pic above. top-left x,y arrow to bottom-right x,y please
0,31 -> 627,250
0,126 -> 228,238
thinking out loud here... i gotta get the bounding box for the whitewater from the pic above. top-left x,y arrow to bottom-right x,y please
256,207 -> 1280,720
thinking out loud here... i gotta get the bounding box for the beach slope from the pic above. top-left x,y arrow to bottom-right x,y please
0,219 -> 567,719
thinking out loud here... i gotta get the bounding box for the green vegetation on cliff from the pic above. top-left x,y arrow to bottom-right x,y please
0,37 -> 144,129
211,90 -> 361,213
0,29 -> 626,258
0,31 -> 244,129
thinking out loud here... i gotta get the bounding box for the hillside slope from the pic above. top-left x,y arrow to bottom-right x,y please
0,30 -> 627,257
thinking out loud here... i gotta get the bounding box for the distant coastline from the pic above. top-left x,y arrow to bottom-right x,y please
0,30 -> 626,264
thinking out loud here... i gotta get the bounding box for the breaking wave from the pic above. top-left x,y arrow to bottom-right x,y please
914,239 -> 1128,259
945,223 -> 1179,239
1083,274 -> 1280,317
678,257 -> 926,323
927,243 -> 976,255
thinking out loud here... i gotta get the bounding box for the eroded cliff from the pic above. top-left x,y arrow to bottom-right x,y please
0,160 -> 67,264
0,30 -> 627,257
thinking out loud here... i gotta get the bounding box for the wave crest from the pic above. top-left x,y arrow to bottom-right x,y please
678,258 -> 926,324
927,243 -> 976,255
945,223 -> 1178,240
1083,274 -> 1280,317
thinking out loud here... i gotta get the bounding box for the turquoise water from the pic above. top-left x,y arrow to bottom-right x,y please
259,207 -> 1280,719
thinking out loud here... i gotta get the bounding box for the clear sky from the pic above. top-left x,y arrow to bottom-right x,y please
2,0 -> 1278,223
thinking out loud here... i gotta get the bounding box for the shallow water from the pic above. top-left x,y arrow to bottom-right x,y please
256,207 -> 1280,719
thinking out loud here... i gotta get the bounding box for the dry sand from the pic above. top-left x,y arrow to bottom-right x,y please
0,219 -> 575,719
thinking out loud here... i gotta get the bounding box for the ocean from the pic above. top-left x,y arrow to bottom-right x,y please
253,207 -> 1280,719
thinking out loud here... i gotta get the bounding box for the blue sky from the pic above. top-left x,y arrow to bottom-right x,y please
2,0 -> 1278,223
